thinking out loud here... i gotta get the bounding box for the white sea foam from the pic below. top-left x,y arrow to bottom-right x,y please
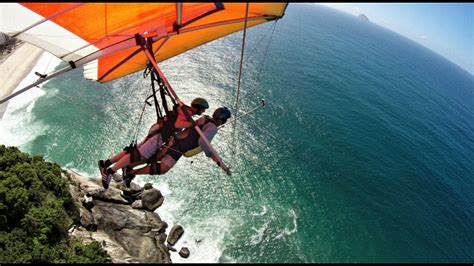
251,205 -> 268,216
249,218 -> 272,245
275,208 -> 298,240
0,52 -> 62,147
132,175 -> 235,263
168,215 -> 232,263
248,206 -> 299,247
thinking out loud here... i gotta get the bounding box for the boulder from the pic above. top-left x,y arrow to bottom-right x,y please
144,183 -> 153,190
167,224 -> 184,246
141,183 -> 164,212
112,173 -> 123,182
179,247 -> 190,258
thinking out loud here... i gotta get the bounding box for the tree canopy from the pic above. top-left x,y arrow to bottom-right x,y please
0,145 -> 110,263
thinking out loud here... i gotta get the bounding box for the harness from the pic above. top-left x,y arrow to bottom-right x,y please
178,115 -> 217,158
124,55 -> 180,164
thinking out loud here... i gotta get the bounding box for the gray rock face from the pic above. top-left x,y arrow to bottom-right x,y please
79,207 -> 97,232
131,199 -> 143,209
0,33 -> 7,46
65,170 -> 185,263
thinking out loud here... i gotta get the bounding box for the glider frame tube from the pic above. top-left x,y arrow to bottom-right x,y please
0,65 -> 72,104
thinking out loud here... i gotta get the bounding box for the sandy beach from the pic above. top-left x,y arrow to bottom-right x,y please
0,42 -> 44,118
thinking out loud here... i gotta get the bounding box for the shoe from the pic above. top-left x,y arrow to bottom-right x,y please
122,166 -> 135,188
98,160 -> 106,179
122,166 -> 131,177
102,168 -> 113,189
123,173 -> 136,188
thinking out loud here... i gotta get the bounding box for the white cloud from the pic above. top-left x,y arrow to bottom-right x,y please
420,34 -> 428,40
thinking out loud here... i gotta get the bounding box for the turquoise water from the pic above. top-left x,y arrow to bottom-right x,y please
1,3 -> 473,263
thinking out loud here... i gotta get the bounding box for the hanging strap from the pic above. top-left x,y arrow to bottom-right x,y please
231,2 -> 250,161
149,70 -> 164,121
145,38 -> 165,122
157,73 -> 170,114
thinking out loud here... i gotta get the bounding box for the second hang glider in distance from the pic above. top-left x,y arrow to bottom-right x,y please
0,2 -> 288,174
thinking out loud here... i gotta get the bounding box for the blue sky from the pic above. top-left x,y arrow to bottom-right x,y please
319,3 -> 474,75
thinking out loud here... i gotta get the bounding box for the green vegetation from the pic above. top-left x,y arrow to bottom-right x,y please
0,35 -> 21,61
0,145 -> 111,263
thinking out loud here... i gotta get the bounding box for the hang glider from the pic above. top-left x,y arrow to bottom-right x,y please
0,2 -> 288,174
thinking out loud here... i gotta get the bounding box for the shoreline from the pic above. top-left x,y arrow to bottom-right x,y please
0,42 -> 44,119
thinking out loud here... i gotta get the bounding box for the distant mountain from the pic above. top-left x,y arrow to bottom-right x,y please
358,14 -> 370,22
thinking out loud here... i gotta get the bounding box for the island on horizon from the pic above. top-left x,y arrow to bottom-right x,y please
358,13 -> 370,22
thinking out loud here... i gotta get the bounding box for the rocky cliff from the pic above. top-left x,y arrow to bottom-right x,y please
65,170 -> 188,263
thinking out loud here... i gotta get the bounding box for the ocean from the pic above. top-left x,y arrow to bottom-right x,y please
1,3 -> 473,263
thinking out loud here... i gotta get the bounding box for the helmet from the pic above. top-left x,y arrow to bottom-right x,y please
213,107 -> 231,123
191,97 -> 209,109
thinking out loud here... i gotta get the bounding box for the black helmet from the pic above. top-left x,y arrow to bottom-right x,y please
191,97 -> 209,109
213,107 -> 231,123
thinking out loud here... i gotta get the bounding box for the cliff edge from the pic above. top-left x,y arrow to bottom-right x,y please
65,170 -> 188,263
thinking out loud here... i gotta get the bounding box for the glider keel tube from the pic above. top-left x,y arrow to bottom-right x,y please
0,64 -> 72,104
